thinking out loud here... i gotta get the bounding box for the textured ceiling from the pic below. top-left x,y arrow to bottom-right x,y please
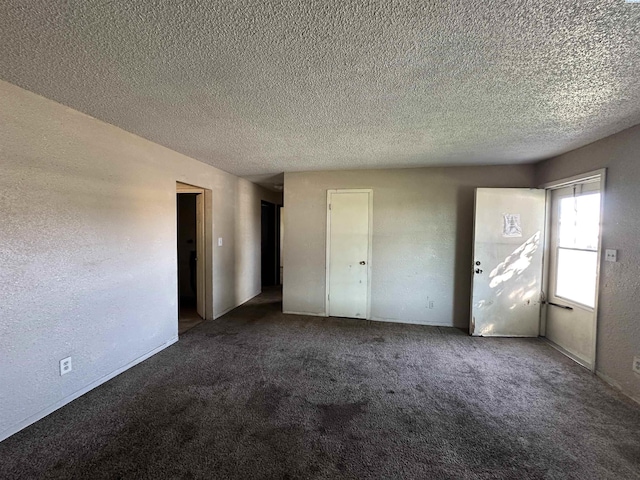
1,1 -> 639,186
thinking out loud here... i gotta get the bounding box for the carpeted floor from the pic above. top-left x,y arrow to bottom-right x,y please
1,288 -> 639,479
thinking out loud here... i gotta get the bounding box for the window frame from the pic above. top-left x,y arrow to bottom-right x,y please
552,186 -> 602,310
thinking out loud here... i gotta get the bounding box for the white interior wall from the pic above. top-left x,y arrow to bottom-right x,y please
0,80 -> 280,441
536,124 -> 640,404
283,166 -> 535,326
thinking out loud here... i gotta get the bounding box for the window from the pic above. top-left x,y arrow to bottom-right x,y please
555,192 -> 601,308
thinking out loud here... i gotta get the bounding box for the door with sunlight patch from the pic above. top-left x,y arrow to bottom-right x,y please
470,188 -> 546,336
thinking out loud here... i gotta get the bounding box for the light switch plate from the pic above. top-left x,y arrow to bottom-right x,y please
605,249 -> 617,262
218,237 -> 223,247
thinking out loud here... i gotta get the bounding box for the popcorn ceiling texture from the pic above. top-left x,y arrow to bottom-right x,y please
1,0 -> 639,179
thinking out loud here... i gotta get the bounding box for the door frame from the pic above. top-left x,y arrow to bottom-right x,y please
325,189 -> 374,319
176,182 -> 212,322
539,168 -> 606,372
279,205 -> 284,285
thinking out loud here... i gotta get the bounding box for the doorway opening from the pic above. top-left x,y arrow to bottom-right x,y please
541,170 -> 606,371
261,201 -> 280,287
176,183 -> 206,334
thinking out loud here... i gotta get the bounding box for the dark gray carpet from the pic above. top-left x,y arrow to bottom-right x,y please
1,288 -> 639,479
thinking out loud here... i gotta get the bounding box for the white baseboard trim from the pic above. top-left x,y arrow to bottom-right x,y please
283,310 -> 328,317
368,316 -> 454,327
540,338 -> 640,406
214,292 -> 261,319
282,311 -> 454,327
596,371 -> 640,407
0,336 -> 178,443
541,337 -> 593,371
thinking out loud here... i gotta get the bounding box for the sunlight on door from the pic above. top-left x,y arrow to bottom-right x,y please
470,188 -> 546,337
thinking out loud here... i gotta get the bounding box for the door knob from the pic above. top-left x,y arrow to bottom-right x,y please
359,261 -> 366,265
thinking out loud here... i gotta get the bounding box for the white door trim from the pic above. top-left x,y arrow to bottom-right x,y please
539,168 -> 606,372
176,182 -> 205,195
325,189 -> 374,319
195,193 -> 206,319
176,182 -> 209,322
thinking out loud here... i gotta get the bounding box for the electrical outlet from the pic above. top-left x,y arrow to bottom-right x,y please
605,249 -> 617,262
60,357 -> 72,376
633,356 -> 640,375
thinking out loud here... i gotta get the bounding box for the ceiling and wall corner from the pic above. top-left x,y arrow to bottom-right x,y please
1,0 -> 639,189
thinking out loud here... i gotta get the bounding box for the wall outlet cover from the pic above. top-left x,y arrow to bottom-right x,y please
60,357 -> 72,376
605,249 -> 617,262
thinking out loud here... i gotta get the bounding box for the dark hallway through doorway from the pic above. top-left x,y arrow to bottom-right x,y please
261,200 -> 280,287
177,193 -> 203,334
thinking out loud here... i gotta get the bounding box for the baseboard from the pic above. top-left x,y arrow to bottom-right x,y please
282,311 -> 455,327
540,339 -> 640,406
472,333 -> 541,338
283,310 -> 328,317
369,316 -> 454,327
214,292 -> 261,319
541,337 -> 593,371
596,371 -> 640,407
0,336 -> 178,443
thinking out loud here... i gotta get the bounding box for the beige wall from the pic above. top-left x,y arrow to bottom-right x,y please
283,165 -> 535,326
0,81 -> 280,441
536,124 -> 640,403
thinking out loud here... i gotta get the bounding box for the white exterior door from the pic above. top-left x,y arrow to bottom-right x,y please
545,181 -> 602,369
470,188 -> 546,336
327,190 -> 372,319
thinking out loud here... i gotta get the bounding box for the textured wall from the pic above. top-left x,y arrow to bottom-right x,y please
0,81 -> 280,441
283,166 -> 535,326
536,125 -> 640,403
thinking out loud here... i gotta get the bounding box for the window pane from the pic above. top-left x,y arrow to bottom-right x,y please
556,248 -> 597,307
558,193 -> 601,250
